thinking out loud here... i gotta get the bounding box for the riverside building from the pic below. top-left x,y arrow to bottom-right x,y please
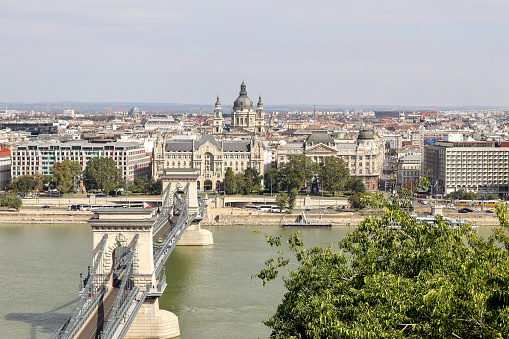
152,134 -> 271,191
424,139 -> 509,196
10,140 -> 150,181
276,130 -> 384,191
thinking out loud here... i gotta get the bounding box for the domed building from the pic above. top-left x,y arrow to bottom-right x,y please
275,130 -> 384,191
230,81 -> 265,134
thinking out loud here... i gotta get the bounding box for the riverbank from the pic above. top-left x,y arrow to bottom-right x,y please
0,206 -> 501,226
202,208 -> 502,226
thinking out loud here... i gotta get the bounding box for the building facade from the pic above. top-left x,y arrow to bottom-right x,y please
276,131 -> 384,191
396,154 -> 420,187
152,135 -> 271,191
424,141 -> 509,196
0,149 -> 11,190
10,141 -> 150,181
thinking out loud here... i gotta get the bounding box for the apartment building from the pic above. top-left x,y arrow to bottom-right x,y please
424,140 -> 509,196
10,140 -> 150,181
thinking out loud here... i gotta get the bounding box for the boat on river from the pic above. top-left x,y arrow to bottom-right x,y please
281,211 -> 332,228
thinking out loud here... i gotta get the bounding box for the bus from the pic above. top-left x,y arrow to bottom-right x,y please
456,200 -> 501,207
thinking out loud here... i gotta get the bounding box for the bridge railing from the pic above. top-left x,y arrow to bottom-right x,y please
53,234 -> 109,339
153,183 -> 172,234
154,185 -> 198,277
110,284 -> 150,339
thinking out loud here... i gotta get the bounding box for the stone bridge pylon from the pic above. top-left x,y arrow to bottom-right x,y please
160,168 -> 213,246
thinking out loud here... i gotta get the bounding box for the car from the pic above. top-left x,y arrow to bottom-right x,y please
486,210 -> 495,213
41,205 -> 50,209
459,208 -> 473,213
158,238 -> 163,243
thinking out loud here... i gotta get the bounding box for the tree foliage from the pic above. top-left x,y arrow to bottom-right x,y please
264,168 -> 280,193
50,160 -> 82,193
11,175 -> 37,193
287,156 -> 318,189
319,156 -> 350,195
224,167 -> 236,195
348,192 -> 366,209
276,193 -> 288,212
446,189 -> 477,200
287,188 -> 298,213
1,193 -> 22,211
243,167 -> 262,194
346,177 -> 366,193
253,182 -> 509,338
83,158 -> 121,194
279,163 -> 305,192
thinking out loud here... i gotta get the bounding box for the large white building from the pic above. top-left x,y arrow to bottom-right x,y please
152,135 -> 271,191
424,140 -> 509,196
10,141 -> 151,181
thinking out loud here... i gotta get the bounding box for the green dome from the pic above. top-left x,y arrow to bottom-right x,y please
233,81 -> 253,109
357,130 -> 374,140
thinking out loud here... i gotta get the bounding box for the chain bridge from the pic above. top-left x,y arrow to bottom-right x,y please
53,169 -> 213,339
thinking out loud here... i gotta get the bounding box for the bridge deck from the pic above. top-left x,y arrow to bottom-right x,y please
76,286 -> 119,339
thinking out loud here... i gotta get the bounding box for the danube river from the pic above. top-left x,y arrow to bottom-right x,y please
0,223 -> 497,338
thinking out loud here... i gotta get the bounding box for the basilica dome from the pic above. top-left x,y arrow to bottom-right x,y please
233,81 -> 253,109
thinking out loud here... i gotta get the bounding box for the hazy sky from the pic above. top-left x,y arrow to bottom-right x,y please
2,0 -> 509,106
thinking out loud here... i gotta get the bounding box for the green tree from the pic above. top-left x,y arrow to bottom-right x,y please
287,188 -> 298,213
319,156 -> 350,195
15,175 -> 37,193
264,168 -> 280,194
348,192 -> 366,209
276,193 -> 288,212
234,173 -> 246,194
287,156 -> 318,189
50,161 -> 73,193
151,179 -> 163,195
68,161 -> 82,192
244,167 -> 263,194
253,191 -> 509,339
83,158 -> 121,194
447,189 -> 477,200
224,168 -> 236,195
345,177 -> 366,193
132,177 -> 145,193
1,193 -> 22,211
279,163 -> 305,192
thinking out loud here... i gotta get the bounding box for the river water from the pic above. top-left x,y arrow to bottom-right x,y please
0,224 -> 497,339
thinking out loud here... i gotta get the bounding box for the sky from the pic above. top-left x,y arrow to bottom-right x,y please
1,0 -> 509,107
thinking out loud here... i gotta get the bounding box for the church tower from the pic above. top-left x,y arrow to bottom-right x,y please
256,95 -> 265,134
213,95 -> 223,134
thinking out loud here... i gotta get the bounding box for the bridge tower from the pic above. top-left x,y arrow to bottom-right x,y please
88,207 -> 179,339
160,168 -> 213,246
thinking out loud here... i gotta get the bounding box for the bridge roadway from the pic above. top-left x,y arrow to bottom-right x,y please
76,286 -> 119,339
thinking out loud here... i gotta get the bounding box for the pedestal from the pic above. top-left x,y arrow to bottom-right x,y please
125,299 -> 180,339
177,222 -> 213,246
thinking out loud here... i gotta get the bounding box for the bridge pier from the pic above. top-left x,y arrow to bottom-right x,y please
177,221 -> 213,246
126,299 -> 180,339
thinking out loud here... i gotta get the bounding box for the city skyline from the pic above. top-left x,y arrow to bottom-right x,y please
2,0 -> 509,106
